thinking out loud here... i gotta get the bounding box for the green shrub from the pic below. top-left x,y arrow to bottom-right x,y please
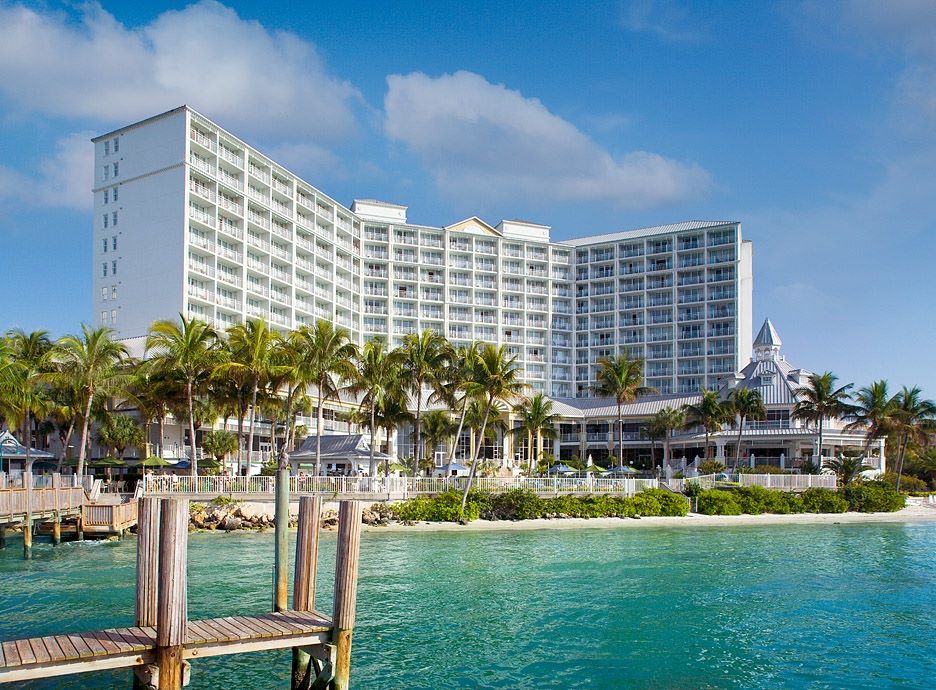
391,490 -> 485,522
800,488 -> 848,513
639,488 -> 689,516
697,490 -> 742,515
731,486 -> 801,514
485,489 -> 544,520
878,472 -> 929,493
630,491 -> 662,516
843,482 -> 906,513
210,495 -> 238,507
698,460 -> 726,475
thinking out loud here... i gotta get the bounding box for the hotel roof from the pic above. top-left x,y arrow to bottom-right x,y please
561,220 -> 738,247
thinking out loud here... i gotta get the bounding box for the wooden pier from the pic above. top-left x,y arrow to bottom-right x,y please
0,493 -> 363,689
0,472 -> 140,556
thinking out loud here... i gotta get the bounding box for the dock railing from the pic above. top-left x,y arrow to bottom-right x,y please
666,473 -> 836,492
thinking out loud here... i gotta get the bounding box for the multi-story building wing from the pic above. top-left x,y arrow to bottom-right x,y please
91,106 -> 751,397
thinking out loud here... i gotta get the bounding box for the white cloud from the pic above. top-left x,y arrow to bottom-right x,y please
0,1 -> 361,141
0,132 -> 93,210
384,70 -> 710,208
618,0 -> 708,43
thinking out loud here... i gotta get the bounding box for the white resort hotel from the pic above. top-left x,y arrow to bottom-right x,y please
89,106 -> 878,472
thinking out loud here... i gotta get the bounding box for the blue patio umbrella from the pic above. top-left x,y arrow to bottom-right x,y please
547,463 -> 576,474
605,465 -> 639,474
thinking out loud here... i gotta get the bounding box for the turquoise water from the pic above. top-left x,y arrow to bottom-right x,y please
1,522 -> 935,689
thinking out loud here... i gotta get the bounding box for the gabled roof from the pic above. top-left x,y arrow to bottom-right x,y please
444,216 -> 502,237
753,319 -> 782,348
288,434 -> 390,461
561,221 -> 738,247
0,430 -> 55,458
548,393 -> 702,419
730,357 -> 808,406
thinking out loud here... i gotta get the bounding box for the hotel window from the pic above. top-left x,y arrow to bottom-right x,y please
103,190 -> 109,204
112,260 -> 117,276
103,165 -> 109,181
102,263 -> 107,277
113,187 -> 118,202
111,310 -> 117,324
112,211 -> 118,226
103,214 -> 108,229
111,285 -> 117,300
113,138 -> 119,153
112,236 -> 117,251
102,238 -> 108,253
104,141 -> 110,155
101,311 -> 108,324
101,287 -> 107,301
113,162 -> 119,177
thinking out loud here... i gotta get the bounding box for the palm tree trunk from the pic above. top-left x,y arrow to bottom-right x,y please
734,415 -> 744,471
663,432 -> 670,469
413,388 -> 423,475
461,398 -> 493,512
617,403 -> 624,469
895,433 -> 908,491
76,389 -> 93,478
236,390 -> 245,475
60,423 -> 74,473
279,392 -> 293,471
246,381 -> 258,476
817,417 -> 824,469
368,405 -> 377,478
536,429 -> 543,470
157,413 -> 165,459
187,379 -> 198,477
315,388 -> 324,477
447,397 -> 469,474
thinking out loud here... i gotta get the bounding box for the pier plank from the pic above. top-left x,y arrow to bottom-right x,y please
14,640 -> 35,666
26,638 -> 50,665
66,634 -> 94,659
127,627 -> 155,648
2,641 -> 18,667
114,628 -> 149,652
53,635 -> 80,660
255,614 -> 294,636
83,631 -> 117,656
40,636 -> 63,660
234,616 -> 275,638
221,617 -> 255,640
103,629 -> 134,654
184,622 -> 213,644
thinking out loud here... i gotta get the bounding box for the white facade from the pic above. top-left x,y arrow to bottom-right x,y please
92,106 -> 753,397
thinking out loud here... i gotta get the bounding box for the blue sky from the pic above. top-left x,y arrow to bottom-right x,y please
0,0 -> 933,393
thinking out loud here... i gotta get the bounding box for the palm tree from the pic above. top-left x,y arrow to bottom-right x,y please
683,390 -> 729,462
349,337 -> 404,477
653,406 -> 685,468
889,386 -> 936,491
791,372 -> 856,469
374,394 -> 412,477
846,380 -> 896,457
421,409 -> 458,473
217,320 -> 281,474
594,353 -> 655,469
145,316 -> 220,476
460,344 -> 527,511
442,343 -> 481,474
51,325 -> 129,477
401,329 -> 451,475
826,454 -> 874,487
125,364 -> 177,459
641,415 -> 667,470
727,388 -> 767,470
512,393 -> 559,475
297,320 -> 357,476
3,329 -> 53,468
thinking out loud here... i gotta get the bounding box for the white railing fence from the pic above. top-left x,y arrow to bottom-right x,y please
665,473 -> 836,492
142,475 -> 660,497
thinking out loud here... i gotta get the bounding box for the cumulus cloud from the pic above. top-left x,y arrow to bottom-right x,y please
0,1 -> 361,141
384,70 -> 710,208
0,132 -> 93,210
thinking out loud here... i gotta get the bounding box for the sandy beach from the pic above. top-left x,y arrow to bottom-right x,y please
361,499 -> 936,533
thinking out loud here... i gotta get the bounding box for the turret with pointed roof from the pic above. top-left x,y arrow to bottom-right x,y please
753,318 -> 782,361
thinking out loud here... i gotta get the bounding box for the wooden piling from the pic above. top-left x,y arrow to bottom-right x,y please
51,515 -> 61,546
290,496 -> 321,690
273,468 -> 290,613
22,517 -> 32,560
156,498 -> 188,690
332,501 -> 362,690
0,524 -> 5,549
137,497 -> 162,626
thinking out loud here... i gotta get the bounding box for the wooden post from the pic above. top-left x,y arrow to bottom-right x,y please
332,501 -> 362,690
51,514 -> 61,546
291,496 -> 321,690
156,498 -> 188,690
24,469 -> 32,560
273,468 -> 289,612
133,497 -> 162,690
0,524 -> 5,549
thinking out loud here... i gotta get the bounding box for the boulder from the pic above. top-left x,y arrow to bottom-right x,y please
220,515 -> 243,531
